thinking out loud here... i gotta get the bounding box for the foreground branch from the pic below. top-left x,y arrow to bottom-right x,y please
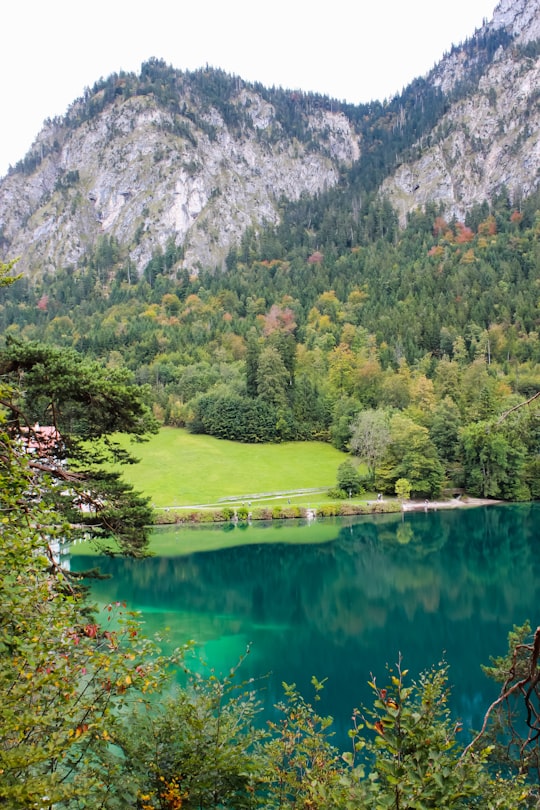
496,391 -> 540,424
461,626 -> 540,762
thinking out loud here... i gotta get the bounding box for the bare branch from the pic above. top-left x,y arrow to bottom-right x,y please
28,459 -> 83,482
461,627 -> 540,762
496,391 -> 540,425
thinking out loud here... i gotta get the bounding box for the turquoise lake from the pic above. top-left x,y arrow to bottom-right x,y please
71,503 -> 540,749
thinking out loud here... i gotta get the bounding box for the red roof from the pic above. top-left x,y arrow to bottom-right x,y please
21,424 -> 61,453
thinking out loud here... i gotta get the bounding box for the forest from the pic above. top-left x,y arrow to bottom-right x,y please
1,183 -> 539,503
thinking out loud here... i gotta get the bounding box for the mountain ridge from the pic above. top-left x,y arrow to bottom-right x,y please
382,0 -> 540,222
0,0 -> 538,278
0,66 -> 364,276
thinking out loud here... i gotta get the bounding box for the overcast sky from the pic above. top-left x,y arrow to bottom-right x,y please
1,0 -> 497,177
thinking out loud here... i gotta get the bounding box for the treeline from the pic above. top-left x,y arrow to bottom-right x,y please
1,188 -> 539,499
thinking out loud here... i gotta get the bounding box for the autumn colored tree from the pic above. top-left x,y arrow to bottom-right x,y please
327,343 -> 357,397
262,304 -> 296,337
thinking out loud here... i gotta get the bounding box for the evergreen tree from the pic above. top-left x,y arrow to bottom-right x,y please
0,336 -> 158,555
245,331 -> 260,398
256,346 -> 290,409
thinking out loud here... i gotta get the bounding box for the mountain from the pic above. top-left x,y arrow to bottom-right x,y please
0,0 -> 539,278
381,0 -> 540,223
0,66 -> 362,277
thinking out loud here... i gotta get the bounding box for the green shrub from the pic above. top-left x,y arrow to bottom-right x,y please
336,460 -> 363,496
339,502 -> 363,515
280,506 -> 303,519
154,510 -> 172,524
327,487 -> 347,499
317,503 -> 340,517
252,507 -> 274,520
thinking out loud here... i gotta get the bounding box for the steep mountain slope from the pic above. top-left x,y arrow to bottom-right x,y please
381,0 -> 540,221
0,0 -> 538,279
0,65 -> 360,277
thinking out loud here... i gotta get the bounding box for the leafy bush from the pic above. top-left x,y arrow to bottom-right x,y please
270,505 -> 303,519
327,486 -> 347,499
336,460 -> 363,496
317,503 -> 341,517
250,507 -> 272,520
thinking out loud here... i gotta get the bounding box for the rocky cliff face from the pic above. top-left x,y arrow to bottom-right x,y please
0,77 -> 360,277
1,0 -> 538,278
381,0 -> 540,222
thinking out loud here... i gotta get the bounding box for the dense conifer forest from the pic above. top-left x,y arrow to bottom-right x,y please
1,183 -> 539,500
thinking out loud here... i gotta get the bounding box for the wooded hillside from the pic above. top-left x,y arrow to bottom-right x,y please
1,186 -> 539,501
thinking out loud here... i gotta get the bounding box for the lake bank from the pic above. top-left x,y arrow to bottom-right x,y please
153,495 -> 502,524
153,498 -> 401,524
402,496 -> 502,511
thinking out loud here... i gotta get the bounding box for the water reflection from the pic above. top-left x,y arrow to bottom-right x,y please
72,504 -> 540,747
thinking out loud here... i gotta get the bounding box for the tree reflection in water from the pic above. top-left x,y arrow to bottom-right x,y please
72,503 -> 540,748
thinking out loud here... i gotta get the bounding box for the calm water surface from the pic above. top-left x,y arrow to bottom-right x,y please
72,503 -> 540,747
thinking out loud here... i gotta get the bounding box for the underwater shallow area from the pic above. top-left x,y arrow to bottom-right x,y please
72,503 -> 539,748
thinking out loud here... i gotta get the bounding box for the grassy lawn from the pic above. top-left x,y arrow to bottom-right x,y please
117,428 -> 356,508
69,429 -> 392,556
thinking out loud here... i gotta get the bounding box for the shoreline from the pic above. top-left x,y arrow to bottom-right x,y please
153,495 -> 503,525
401,496 -> 502,511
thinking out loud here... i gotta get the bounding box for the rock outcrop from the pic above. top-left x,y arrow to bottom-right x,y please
1,0 -> 538,277
381,0 -> 540,223
0,76 -> 360,277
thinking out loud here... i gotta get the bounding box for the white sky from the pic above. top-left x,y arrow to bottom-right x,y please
1,0 -> 497,177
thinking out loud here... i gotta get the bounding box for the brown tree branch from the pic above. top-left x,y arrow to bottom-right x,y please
28,459 -> 83,482
461,627 -> 540,761
496,391 -> 540,424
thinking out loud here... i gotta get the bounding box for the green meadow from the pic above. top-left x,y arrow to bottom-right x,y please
68,430 -> 394,556
118,427 -> 352,509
